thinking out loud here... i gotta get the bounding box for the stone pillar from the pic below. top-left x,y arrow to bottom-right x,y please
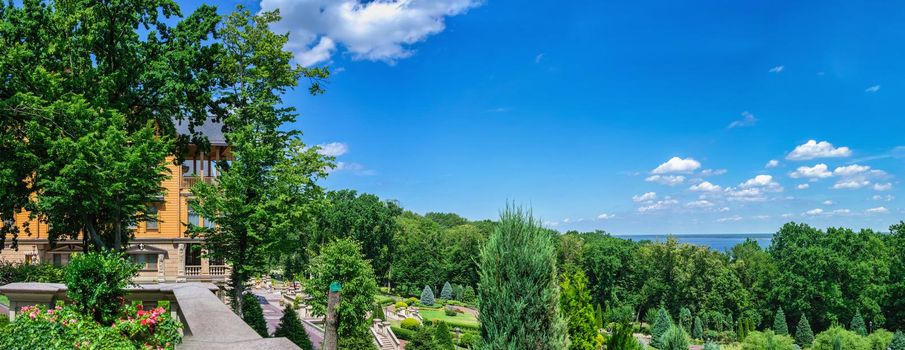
176,243 -> 186,282
157,253 -> 166,283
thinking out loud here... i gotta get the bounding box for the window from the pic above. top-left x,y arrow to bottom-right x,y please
185,245 -> 202,266
182,159 -> 195,177
187,205 -> 199,227
132,254 -> 158,271
146,205 -> 159,231
52,253 -> 70,267
203,216 -> 216,229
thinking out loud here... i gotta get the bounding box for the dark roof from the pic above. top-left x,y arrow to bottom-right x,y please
175,119 -> 227,146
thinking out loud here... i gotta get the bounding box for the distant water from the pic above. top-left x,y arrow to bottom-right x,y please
613,233 -> 774,252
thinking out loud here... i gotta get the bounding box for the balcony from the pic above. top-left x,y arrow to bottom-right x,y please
210,265 -> 227,276
185,265 -> 201,276
181,176 -> 217,191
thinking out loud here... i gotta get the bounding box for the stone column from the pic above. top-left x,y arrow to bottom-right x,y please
176,243 -> 186,282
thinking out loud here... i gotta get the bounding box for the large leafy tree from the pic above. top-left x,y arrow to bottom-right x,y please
886,222 -> 905,331
478,206 -> 567,349
187,7 -> 329,315
391,212 -> 444,295
0,0 -> 222,251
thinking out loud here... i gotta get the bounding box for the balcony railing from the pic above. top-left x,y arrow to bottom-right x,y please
181,176 -> 217,190
185,265 -> 201,276
210,265 -> 227,276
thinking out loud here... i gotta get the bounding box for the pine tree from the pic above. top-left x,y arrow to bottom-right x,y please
440,281 -> 453,300
408,326 -> 439,350
651,307 -> 673,349
434,321 -> 455,350
421,285 -> 436,306
738,318 -> 747,341
890,331 -> 905,350
372,303 -> 385,321
242,293 -> 269,337
659,325 -> 690,350
851,310 -> 867,336
679,307 -> 692,331
595,303 -> 605,329
560,270 -> 599,350
462,286 -> 476,303
477,206 -> 567,349
773,307 -> 789,335
795,314 -> 814,347
692,316 -> 704,340
274,307 -> 314,350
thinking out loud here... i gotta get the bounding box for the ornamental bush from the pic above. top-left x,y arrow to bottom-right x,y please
440,282 -> 453,300
812,326 -> 869,350
850,311 -> 867,336
890,331 -> 905,350
679,307 -> 692,331
461,286 -> 476,303
242,293 -> 268,337
773,307 -> 788,335
867,329 -> 893,350
64,250 -> 139,325
274,307 -> 314,350
421,285 -> 436,306
703,342 -> 721,350
394,301 -> 409,309
741,330 -> 796,350
401,317 -> 422,330
795,314 -> 814,347
0,261 -> 64,285
607,323 -> 643,350
659,325 -> 690,350
692,316 -> 704,340
434,321 -> 455,350
650,307 -> 673,348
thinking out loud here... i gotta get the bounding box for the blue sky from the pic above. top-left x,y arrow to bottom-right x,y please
181,0 -> 903,234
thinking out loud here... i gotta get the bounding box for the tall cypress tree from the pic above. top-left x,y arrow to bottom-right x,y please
595,303 -> 605,329
274,307 -> 314,350
560,270 -> 598,350
692,316 -> 704,340
795,314 -> 814,347
851,311 -> 867,336
242,293 -> 268,337
679,307 -> 692,331
477,206 -> 567,349
651,307 -> 673,349
434,321 -> 455,350
773,307 -> 789,335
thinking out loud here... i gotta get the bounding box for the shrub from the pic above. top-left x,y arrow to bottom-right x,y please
242,293 -> 268,337
0,261 -> 64,285
461,286 -> 476,303
679,307 -> 692,331
644,308 -> 658,327
274,307 -> 313,350
659,325 -> 690,350
795,314 -> 814,347
717,330 -> 737,343
812,326 -> 869,350
395,301 -> 409,309
64,250 -> 139,325
434,321 -> 455,350
650,307 -> 673,348
867,329 -> 893,350
420,285 -> 436,306
704,341 -> 721,350
773,307 -> 788,336
445,307 -> 457,317
703,329 -> 719,340
850,311 -> 867,336
401,317 -> 422,330
440,282 -> 453,300
392,326 -> 415,340
407,325 -> 438,350
607,323 -> 644,350
372,303 -> 386,321
459,332 -> 479,348
741,330 -> 796,350
692,316 -> 704,340
890,331 -> 905,350
407,297 -> 419,306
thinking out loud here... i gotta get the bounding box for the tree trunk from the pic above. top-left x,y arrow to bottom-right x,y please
323,289 -> 340,350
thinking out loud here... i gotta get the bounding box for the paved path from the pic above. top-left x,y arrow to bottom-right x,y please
252,289 -> 323,350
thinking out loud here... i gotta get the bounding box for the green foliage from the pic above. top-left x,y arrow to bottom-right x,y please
560,270 -> 599,350
65,251 -> 138,325
741,330 -> 797,350
445,307 -> 458,317
773,307 -> 789,335
477,206 -> 567,349
0,262 -> 64,285
866,329 -> 893,350
651,307 -> 673,348
595,303 -> 605,329
812,326 -> 869,350
441,281 -> 453,300
392,326 -> 415,340
241,293 -> 268,337
434,321 -> 455,350
703,342 -> 721,350
850,310 -> 867,336
890,331 -> 905,350
401,317 -> 422,330
659,325 -> 690,350
607,323 -> 644,350
305,238 -> 378,341
407,326 -> 439,350
692,316 -> 704,339
679,307 -> 692,331
395,301 -> 409,309
462,286 -> 476,303
795,313 -> 814,347
274,307 -> 313,350
372,303 -> 386,321
421,285 -> 436,306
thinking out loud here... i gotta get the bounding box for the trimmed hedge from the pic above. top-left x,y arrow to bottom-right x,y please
391,326 -> 415,340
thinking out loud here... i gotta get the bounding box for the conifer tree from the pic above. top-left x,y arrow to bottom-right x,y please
421,285 -> 436,306
703,342 -> 721,350
659,325 -> 690,350
773,307 -> 789,335
595,303 -> 605,329
408,326 -> 438,350
692,316 -> 704,340
679,307 -> 692,331
890,331 -> 905,350
477,206 -> 567,349
462,286 -> 476,303
651,307 -> 673,349
795,314 -> 814,347
242,293 -> 268,337
851,311 -> 867,336
434,321 -> 455,350
560,270 -> 598,350
274,307 -> 314,350
441,281 -> 453,300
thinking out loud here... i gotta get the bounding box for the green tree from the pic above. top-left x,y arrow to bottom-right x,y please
477,206 -> 567,349
391,212 -> 444,295
407,326 -> 438,350
704,342 -> 721,350
64,250 -> 139,325
679,307 -> 692,331
867,329 -> 893,350
421,285 -> 436,306
242,293 -> 268,337
692,316 -> 704,339
795,313 -> 815,347
890,331 -> 905,350
441,281 -> 453,300
607,323 -> 643,350
274,307 -> 314,350
595,303 -> 605,329
887,223 -> 905,331
812,327 -> 869,350
186,7 -> 329,317
651,307 -> 673,348
0,0 -> 223,251
773,307 -> 788,335
659,325 -> 690,350
462,285 -> 476,303
741,330 -> 796,350
434,321 -> 455,350
560,270 -> 598,350
305,238 -> 378,344
851,310 -> 867,336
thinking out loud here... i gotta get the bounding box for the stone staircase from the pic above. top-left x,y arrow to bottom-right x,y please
370,319 -> 401,350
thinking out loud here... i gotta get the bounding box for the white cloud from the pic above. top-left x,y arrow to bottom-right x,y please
782,213 -> 795,218
823,200 -> 834,205
534,53 -> 545,64
686,200 -> 714,208
755,215 -> 771,220
646,175 -> 686,186
632,192 -> 657,203
263,0 -> 482,66
740,175 -> 783,192
700,169 -> 727,176
833,180 -> 871,189
873,195 -> 894,202
805,208 -> 824,215
597,213 -> 616,220
766,159 -> 779,168
728,111 -> 758,129
874,183 -> 893,191
866,207 -> 889,214
690,181 -> 722,192
316,142 -> 350,157
328,161 -> 375,176
786,140 -> 852,160
637,199 -> 678,213
865,85 -> 881,93
652,157 -> 701,174
797,184 -> 810,190
830,209 -> 851,215
790,164 -> 832,179
833,164 -> 871,176
769,65 -> 784,73
717,215 -> 743,222
719,207 -> 731,212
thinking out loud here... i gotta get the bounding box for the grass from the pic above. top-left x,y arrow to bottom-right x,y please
418,308 -> 480,329
0,294 -> 8,306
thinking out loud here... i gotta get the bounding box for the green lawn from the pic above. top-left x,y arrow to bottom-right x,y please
0,294 -> 8,306
418,308 -> 480,328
